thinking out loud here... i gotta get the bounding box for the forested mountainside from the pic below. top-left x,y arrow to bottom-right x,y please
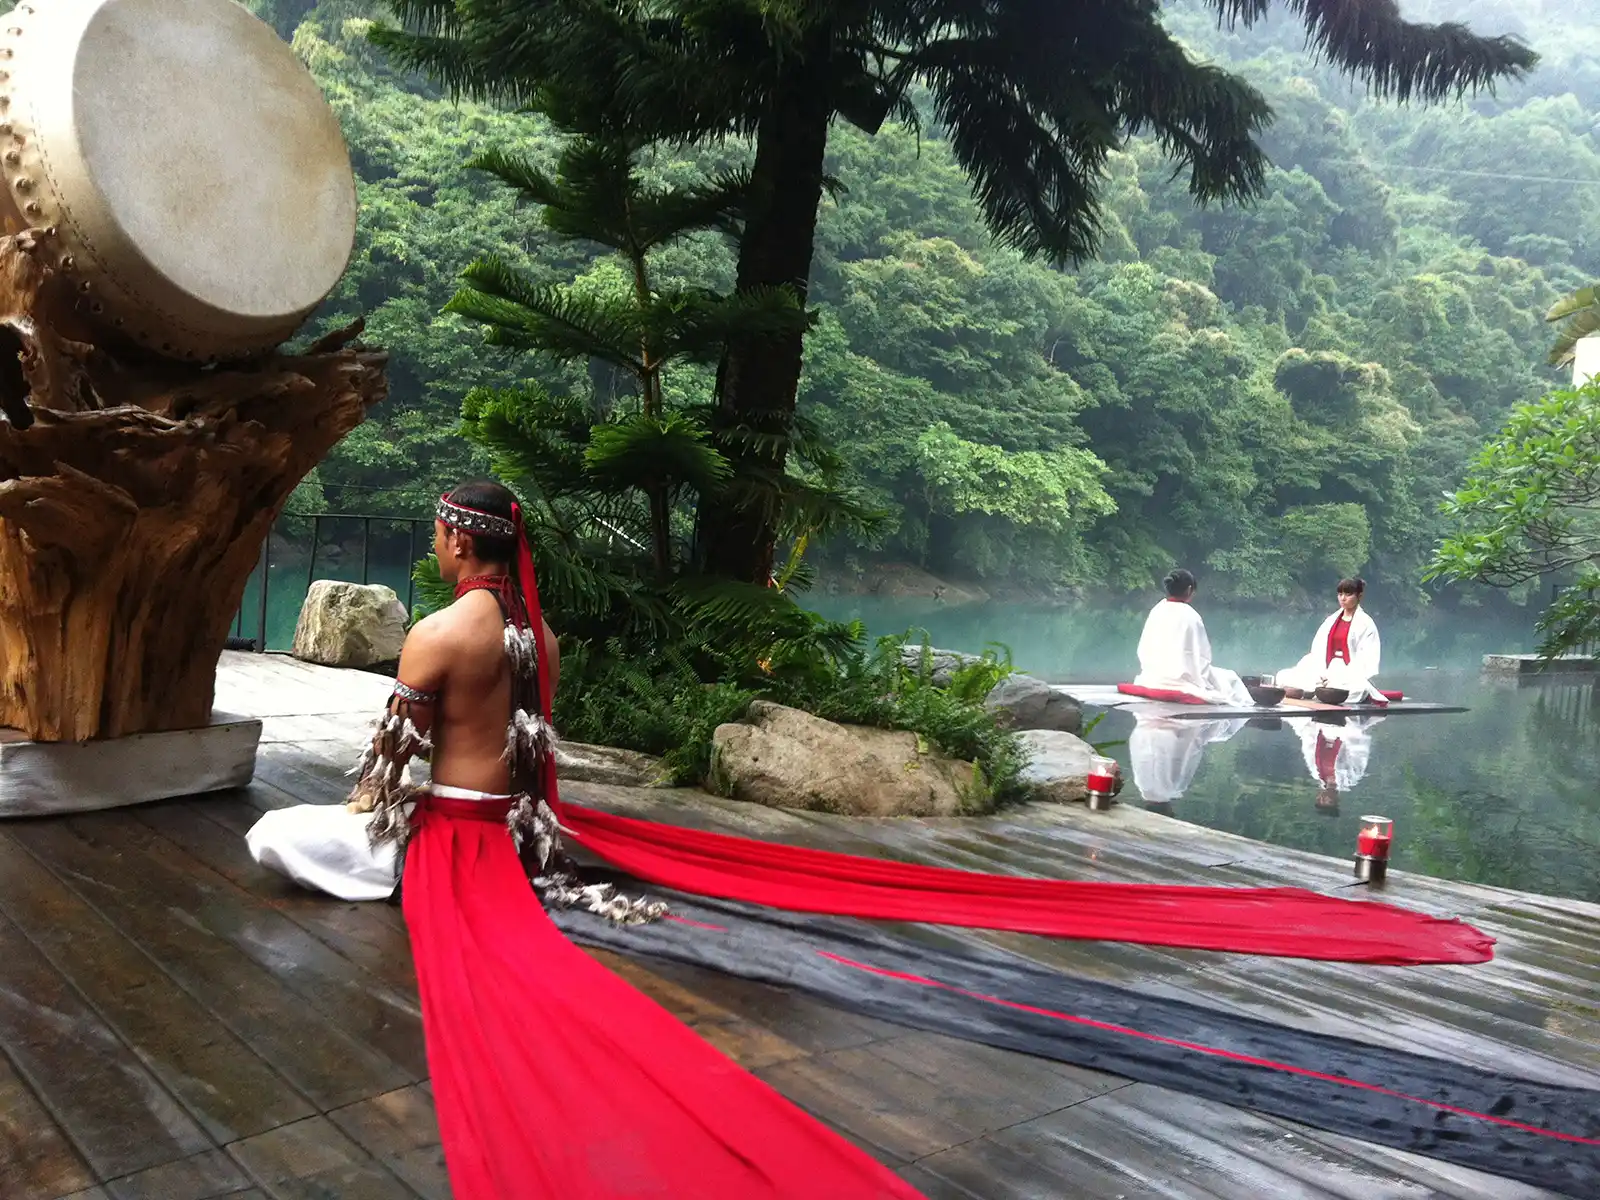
265,0 -> 1587,610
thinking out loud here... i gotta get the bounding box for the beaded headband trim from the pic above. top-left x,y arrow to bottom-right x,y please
437,495 -> 516,540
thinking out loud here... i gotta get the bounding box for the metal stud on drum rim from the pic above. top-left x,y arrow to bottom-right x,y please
0,0 -> 356,362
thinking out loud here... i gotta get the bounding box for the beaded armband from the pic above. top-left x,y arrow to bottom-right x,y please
392,680 -> 437,705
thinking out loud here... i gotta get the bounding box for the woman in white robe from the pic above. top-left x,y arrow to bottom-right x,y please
1133,568 -> 1253,706
1277,577 -> 1387,706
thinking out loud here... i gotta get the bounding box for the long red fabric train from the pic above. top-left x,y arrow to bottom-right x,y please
554,803 -> 1496,967
410,510 -> 1487,1200
404,794 -> 927,1200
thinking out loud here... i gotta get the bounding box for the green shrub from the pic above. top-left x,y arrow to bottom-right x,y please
556,628 -> 1027,802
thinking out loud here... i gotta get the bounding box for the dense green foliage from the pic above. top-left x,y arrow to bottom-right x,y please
1430,383 -> 1600,657
368,0 -> 1529,585
279,0 -> 1583,619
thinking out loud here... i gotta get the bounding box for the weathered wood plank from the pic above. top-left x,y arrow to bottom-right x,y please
326,1087 -> 449,1200
0,906 -> 215,1180
95,1148 -> 251,1200
102,806 -> 426,1078
226,1115 -> 422,1200
0,832 -> 313,1144
10,818 -> 417,1110
0,1050 -> 95,1200
139,797 -> 419,1004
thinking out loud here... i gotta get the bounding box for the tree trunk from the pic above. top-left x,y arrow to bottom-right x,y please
694,51 -> 833,585
0,231 -> 385,741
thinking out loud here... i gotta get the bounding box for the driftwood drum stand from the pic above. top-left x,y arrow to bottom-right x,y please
0,0 -> 383,763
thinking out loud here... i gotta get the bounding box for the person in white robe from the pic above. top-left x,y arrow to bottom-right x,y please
1129,713 -> 1248,809
1296,714 -> 1386,814
1133,568 -> 1253,705
1277,577 -> 1387,706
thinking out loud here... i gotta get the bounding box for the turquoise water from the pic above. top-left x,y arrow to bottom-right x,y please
242,560 -> 1597,901
232,519 -> 425,650
809,596 -> 1600,903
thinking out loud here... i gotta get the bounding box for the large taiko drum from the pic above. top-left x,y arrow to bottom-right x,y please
0,0 -> 356,361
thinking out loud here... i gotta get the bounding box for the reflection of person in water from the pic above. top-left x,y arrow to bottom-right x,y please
1129,713 -> 1248,812
1297,715 -> 1386,814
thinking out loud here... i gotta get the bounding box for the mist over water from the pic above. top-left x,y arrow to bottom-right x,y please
810,596 -> 1600,904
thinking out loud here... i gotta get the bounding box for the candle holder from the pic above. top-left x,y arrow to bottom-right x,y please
1354,815 -> 1393,884
1086,755 -> 1119,812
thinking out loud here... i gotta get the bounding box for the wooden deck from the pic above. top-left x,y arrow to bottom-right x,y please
1,652 -> 1595,1199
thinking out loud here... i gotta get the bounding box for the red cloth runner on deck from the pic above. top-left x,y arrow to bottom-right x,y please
1116,682 -> 1212,704
403,800 -> 925,1200
554,802 -> 1495,967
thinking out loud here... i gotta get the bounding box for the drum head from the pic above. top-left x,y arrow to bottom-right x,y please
2,0 -> 356,358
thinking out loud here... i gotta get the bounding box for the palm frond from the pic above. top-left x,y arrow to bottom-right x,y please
1209,0 -> 1536,101
447,257 -> 647,371
648,285 -> 813,363
1547,286 -> 1600,324
585,412 -> 734,495
1549,309 -> 1600,369
464,147 -> 565,211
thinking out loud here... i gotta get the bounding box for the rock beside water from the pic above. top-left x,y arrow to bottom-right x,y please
984,673 -> 1083,734
1015,729 -> 1096,803
291,581 -> 408,669
710,700 -> 986,817
898,644 -> 986,688
897,644 -> 1084,734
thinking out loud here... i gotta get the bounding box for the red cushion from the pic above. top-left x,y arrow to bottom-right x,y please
1117,682 -> 1211,705
1381,690 -> 1403,702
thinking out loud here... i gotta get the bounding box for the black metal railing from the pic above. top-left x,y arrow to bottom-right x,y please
229,512 -> 431,652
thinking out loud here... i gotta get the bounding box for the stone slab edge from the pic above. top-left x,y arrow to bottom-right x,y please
0,711 -> 262,817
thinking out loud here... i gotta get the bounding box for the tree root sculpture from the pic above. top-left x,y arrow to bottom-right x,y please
0,230 -> 386,741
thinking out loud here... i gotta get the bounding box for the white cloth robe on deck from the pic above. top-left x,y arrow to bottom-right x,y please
1277,607 -> 1386,705
1133,599 -> 1253,706
246,783 -> 515,902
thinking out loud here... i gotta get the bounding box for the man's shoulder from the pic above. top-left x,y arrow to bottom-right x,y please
412,592 -> 507,651
407,608 -> 451,643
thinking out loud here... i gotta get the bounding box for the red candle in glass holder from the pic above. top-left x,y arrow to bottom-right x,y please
1086,755 -> 1118,797
1356,816 -> 1393,860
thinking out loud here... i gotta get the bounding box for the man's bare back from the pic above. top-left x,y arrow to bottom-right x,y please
394,590 -> 559,795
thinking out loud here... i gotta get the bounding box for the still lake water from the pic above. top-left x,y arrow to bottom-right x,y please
809,596 -> 1600,904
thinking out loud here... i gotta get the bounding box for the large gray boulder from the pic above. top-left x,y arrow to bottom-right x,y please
897,644 -> 984,688
555,741 -> 670,788
1015,729 -> 1096,803
984,673 -> 1082,733
291,581 -> 408,668
710,700 -> 986,817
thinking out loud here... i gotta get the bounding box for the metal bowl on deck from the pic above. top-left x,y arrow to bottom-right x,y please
1240,675 -> 1263,688
1314,686 -> 1350,705
1247,684 -> 1286,707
